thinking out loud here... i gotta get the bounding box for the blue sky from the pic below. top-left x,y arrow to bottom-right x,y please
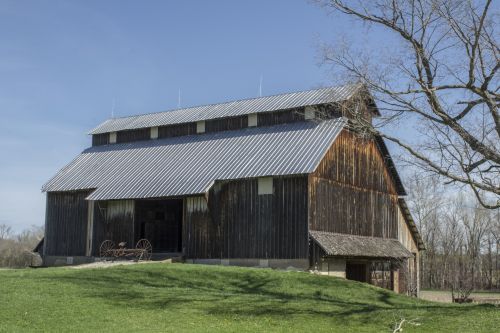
0,0 -> 393,231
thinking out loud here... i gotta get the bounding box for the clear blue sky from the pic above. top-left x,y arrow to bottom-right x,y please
0,0 -> 390,231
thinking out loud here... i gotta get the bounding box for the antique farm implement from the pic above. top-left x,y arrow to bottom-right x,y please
99,239 -> 152,261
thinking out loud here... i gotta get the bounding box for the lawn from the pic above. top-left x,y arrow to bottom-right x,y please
0,263 -> 498,332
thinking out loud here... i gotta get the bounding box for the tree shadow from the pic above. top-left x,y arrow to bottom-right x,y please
41,264 -> 495,326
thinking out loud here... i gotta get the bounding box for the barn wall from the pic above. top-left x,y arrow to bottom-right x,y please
44,191 -> 90,256
158,123 -> 197,138
92,200 -> 135,255
92,133 -> 109,146
184,176 -> 309,259
205,115 -> 248,132
309,129 -> 399,239
397,207 -> 420,295
116,128 -> 150,143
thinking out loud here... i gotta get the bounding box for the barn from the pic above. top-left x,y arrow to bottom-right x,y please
40,84 -> 424,295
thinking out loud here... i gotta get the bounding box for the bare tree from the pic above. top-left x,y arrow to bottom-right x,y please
314,0 -> 499,208
0,223 -> 12,240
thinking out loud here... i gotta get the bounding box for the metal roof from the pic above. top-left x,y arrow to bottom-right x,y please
310,231 -> 413,259
89,84 -> 360,134
43,118 -> 346,200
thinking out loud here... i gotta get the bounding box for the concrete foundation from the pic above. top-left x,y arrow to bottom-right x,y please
43,256 -> 95,267
185,258 -> 309,271
318,258 -> 346,278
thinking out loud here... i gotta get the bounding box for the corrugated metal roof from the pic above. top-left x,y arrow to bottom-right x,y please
89,84 -> 360,134
43,118 -> 346,200
310,231 -> 413,258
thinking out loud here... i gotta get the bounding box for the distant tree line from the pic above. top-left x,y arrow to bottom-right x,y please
407,174 -> 500,291
0,224 -> 43,268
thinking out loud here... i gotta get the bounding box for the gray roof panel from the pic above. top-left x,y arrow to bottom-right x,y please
89,84 -> 360,134
43,118 -> 346,200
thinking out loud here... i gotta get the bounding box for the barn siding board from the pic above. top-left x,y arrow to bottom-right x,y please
205,115 -> 248,133
116,128 -> 150,143
44,191 -> 90,256
92,133 -> 109,146
309,129 -> 399,239
158,123 -> 197,138
257,108 -> 305,126
91,200 -> 135,255
183,176 -> 308,259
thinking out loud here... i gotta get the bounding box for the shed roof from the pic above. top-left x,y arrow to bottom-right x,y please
310,231 -> 413,259
43,118 -> 346,200
89,84 -> 361,134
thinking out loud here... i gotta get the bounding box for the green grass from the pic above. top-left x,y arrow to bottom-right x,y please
0,263 -> 498,332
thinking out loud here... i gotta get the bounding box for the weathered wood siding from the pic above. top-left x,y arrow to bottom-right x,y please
44,191 -> 90,256
92,200 -> 135,254
257,108 -> 305,126
309,129 -> 399,239
92,133 -> 109,146
184,176 -> 309,259
116,128 -> 150,143
158,123 -> 197,138
205,115 -> 248,132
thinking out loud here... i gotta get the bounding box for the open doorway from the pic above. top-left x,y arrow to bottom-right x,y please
346,262 -> 368,283
135,199 -> 183,253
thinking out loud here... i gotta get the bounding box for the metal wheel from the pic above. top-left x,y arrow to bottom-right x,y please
135,239 -> 152,260
99,240 -> 115,258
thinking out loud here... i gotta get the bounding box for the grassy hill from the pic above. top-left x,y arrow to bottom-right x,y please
0,263 -> 498,332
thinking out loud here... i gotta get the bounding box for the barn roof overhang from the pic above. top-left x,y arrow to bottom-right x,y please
310,231 -> 413,259
43,118 -> 346,200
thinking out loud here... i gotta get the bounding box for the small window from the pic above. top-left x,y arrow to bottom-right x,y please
248,114 -> 257,127
196,121 -> 205,133
150,126 -> 159,139
109,132 -> 117,144
258,177 -> 273,195
304,106 -> 315,120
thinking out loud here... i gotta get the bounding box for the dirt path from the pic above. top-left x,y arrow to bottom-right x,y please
70,259 -> 172,269
420,290 -> 500,304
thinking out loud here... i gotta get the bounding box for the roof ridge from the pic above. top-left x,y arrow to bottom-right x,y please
101,83 -> 360,121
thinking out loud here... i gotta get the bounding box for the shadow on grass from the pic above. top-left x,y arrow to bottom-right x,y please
39,264 -> 495,324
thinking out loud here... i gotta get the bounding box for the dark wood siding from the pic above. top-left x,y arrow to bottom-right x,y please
205,115 -> 248,132
257,108 -> 305,126
44,191 -> 90,256
92,200 -> 135,255
309,129 -> 399,239
184,176 -> 309,259
92,133 -> 109,146
158,123 -> 197,138
116,128 -> 150,143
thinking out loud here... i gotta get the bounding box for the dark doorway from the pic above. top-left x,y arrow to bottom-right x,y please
346,262 -> 368,282
135,199 -> 183,252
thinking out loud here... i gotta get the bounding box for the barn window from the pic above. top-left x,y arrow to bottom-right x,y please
109,131 -> 117,144
258,177 -> 273,195
304,106 -> 316,120
196,121 -> 205,133
248,114 -> 257,127
150,126 -> 159,139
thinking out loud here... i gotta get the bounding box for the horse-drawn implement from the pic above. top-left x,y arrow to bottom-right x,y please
99,239 -> 152,261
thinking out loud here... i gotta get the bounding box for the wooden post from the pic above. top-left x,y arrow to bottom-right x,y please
86,201 -> 94,256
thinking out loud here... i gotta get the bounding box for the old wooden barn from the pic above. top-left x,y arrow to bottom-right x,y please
40,84 -> 424,295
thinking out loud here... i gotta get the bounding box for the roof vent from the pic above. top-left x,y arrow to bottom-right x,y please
150,127 -> 159,139
196,121 -> 205,133
304,106 -> 316,120
248,114 -> 258,127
